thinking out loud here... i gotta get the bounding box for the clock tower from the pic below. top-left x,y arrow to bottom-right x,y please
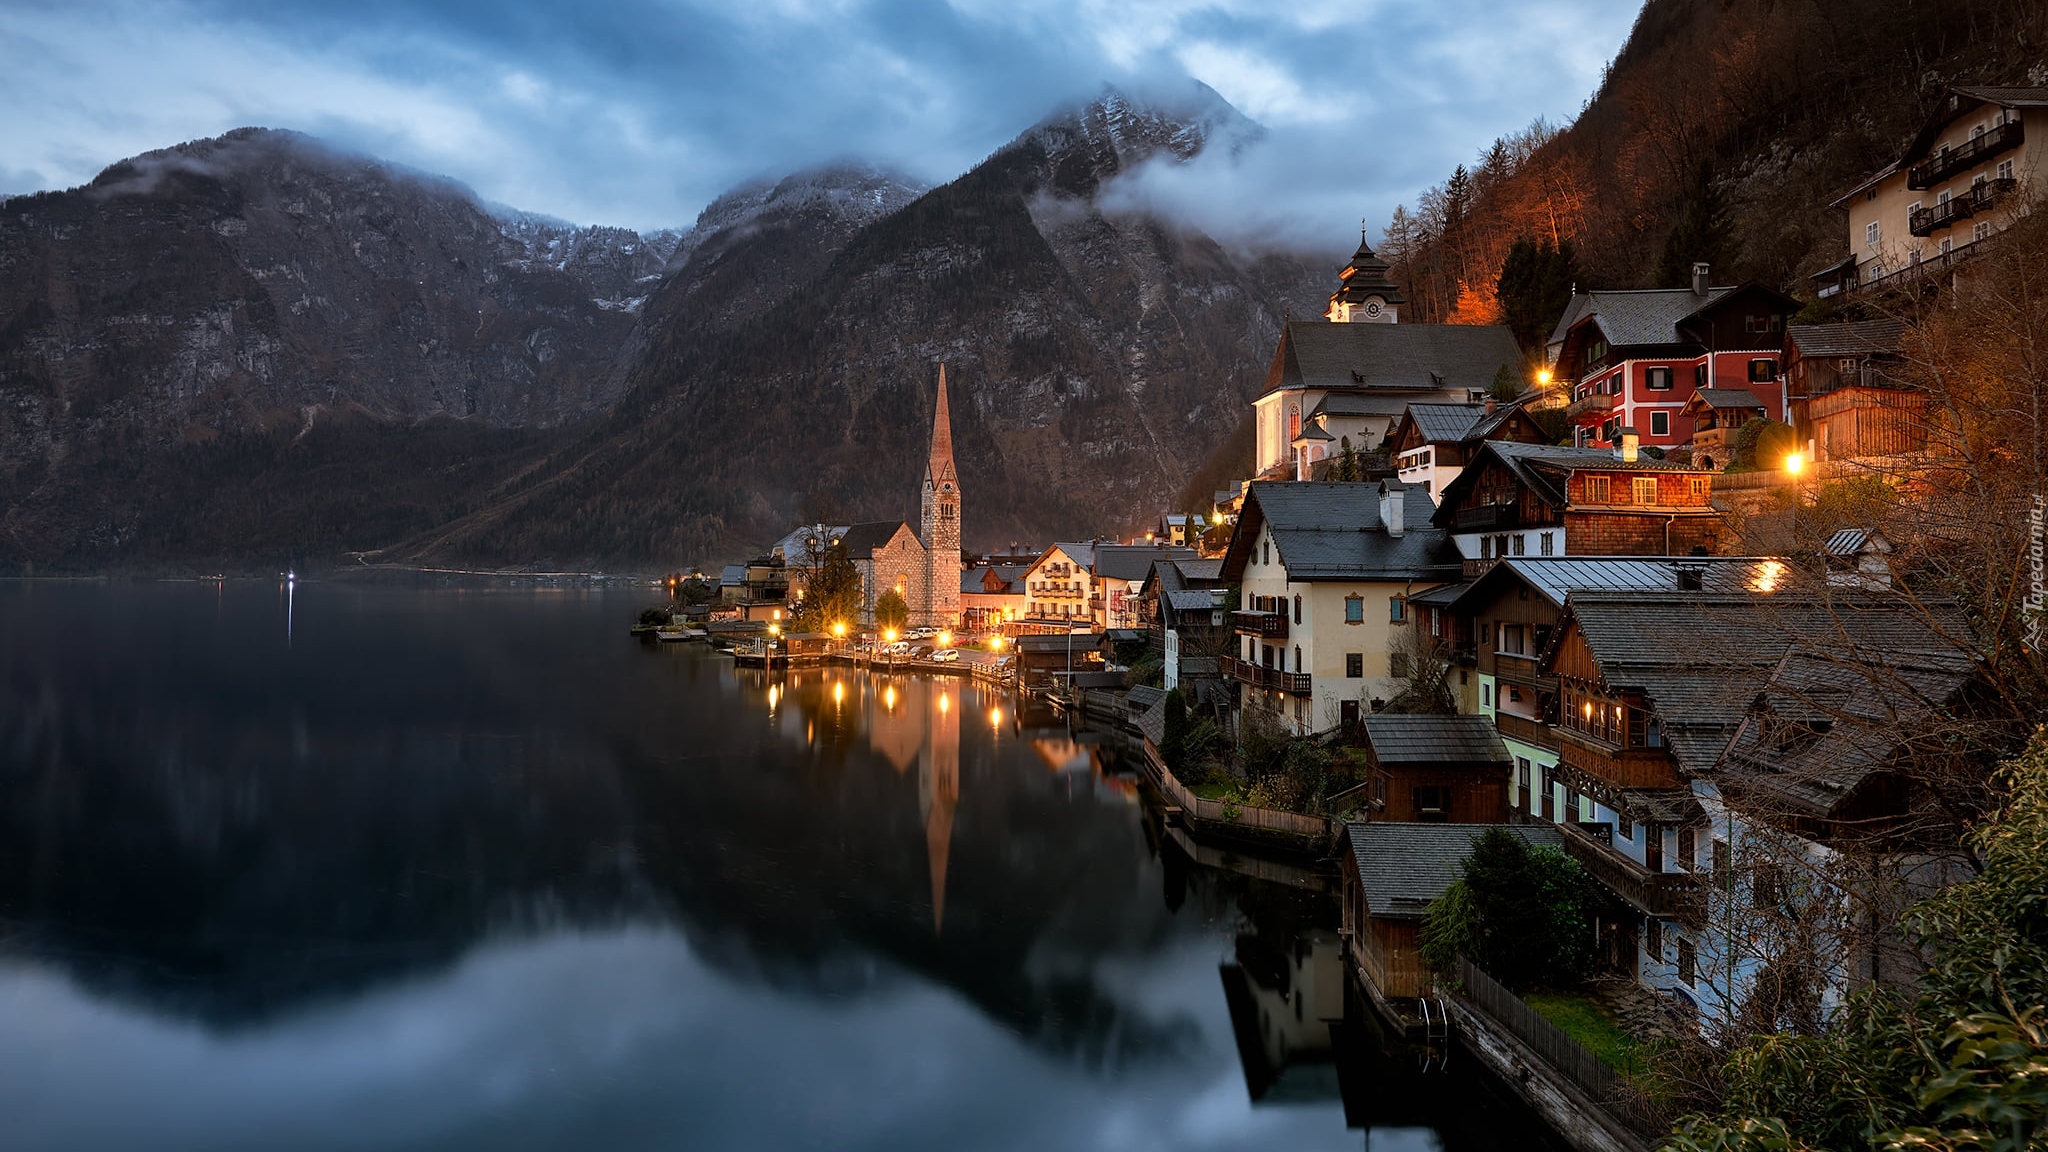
1325,227 -> 1403,324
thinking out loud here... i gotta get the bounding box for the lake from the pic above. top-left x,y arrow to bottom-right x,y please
0,580 -> 1568,1152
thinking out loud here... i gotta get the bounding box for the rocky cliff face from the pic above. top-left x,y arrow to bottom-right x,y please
407,83 -> 1327,566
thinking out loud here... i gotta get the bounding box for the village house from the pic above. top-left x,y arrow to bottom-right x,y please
1430,439 -> 1721,576
959,559 -> 1031,632
1547,268 -> 1800,451
1815,85 -> 2048,298
1533,591 -> 1974,1023
1339,822 -> 1564,1002
1093,545 -> 1199,630
1017,543 -> 1097,632
1354,714 -> 1512,824
1384,400 -> 1548,504
1136,557 -> 1229,648
1784,320 -> 1930,463
1676,389 -> 1767,471
1220,481 -> 1462,735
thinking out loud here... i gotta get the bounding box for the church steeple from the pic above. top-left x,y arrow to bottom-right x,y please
1326,226 -> 1403,323
918,364 -> 962,626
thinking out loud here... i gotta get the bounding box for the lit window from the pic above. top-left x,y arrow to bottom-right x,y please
1632,477 -> 1659,505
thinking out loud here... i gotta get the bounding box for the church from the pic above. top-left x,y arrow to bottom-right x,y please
774,366 -> 963,628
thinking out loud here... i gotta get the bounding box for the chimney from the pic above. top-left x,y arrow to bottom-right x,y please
1617,427 -> 1640,463
1691,262 -> 1710,297
1484,398 -> 1498,416
1380,480 -> 1405,538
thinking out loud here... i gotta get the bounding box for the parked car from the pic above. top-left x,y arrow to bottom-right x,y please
931,649 -> 960,662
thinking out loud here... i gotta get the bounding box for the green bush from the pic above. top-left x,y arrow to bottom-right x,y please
1421,827 -> 1593,989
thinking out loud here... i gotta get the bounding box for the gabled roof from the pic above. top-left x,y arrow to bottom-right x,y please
1788,319 -> 1909,358
838,520 -> 914,559
1343,823 -> 1564,919
1040,541 -> 1097,571
1294,421 -> 1337,443
1453,556 -> 1793,611
1363,715 -> 1510,765
1902,85 -> 2048,161
1541,591 -> 1975,774
1264,321 -> 1520,397
1165,588 -> 1226,612
720,564 -> 746,586
1431,441 -> 1708,525
1824,528 -> 1890,558
1548,286 -> 1738,349
1222,481 -> 1462,583
1095,545 -> 1199,583
1404,402 -> 1491,443
962,562 -> 1031,595
1685,388 -> 1766,412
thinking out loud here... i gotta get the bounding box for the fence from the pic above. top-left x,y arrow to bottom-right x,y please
1454,959 -> 1672,1139
1143,741 -> 1335,840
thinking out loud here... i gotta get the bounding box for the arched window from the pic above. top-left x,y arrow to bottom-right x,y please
1292,594 -> 1302,624
1289,404 -> 1301,439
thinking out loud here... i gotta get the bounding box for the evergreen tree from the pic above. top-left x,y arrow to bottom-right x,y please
873,588 -> 910,633
1496,236 -> 1578,356
1656,159 -> 1730,288
793,542 -> 862,633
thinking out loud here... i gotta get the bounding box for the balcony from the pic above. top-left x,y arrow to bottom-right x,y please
1558,821 -> 1702,921
1565,392 -> 1616,425
1493,709 -> 1558,752
1232,610 -> 1289,639
1909,194 -> 1978,237
1454,503 -> 1519,531
1557,734 -> 1683,790
1221,657 -> 1312,695
1909,120 -> 2022,189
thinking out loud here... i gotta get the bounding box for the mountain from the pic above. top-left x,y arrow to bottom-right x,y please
0,128 -> 683,567
0,84 -> 1328,572
400,83 -> 1327,566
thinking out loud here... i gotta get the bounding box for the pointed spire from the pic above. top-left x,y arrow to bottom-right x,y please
928,364 -> 956,486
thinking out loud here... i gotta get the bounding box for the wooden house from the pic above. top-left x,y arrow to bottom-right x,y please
1338,822 -> 1563,1000
1357,715 -> 1511,823
1385,400 -> 1549,504
1785,320 -> 1931,461
1677,389 -> 1767,471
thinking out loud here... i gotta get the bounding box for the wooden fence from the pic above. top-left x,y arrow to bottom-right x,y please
1144,741 -> 1334,839
1455,959 -> 1672,1139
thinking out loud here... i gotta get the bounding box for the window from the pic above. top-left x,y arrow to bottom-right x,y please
1752,863 -> 1782,909
1999,159 -> 2015,181
1540,531 -> 1555,556
1289,404 -> 1300,439
1865,220 -> 1880,246
1632,477 -> 1659,505
1482,682 -> 1492,707
1748,358 -> 1778,382
1516,758 -> 1530,807
1694,363 -> 1709,388
1713,838 -> 1732,890
1566,788 -> 1583,822
1390,596 -> 1406,623
1973,222 -> 1992,242
1346,653 -> 1363,678
1617,808 -> 1633,840
1940,236 -> 1953,256
1649,411 -> 1670,437
1678,824 -> 1697,871
1677,937 -> 1697,986
1868,262 -> 1885,282
1645,366 -> 1673,391
1344,595 -> 1364,624
1584,475 -> 1611,502
1413,786 -> 1450,822
1511,533 -> 1526,556
1292,594 -> 1301,625
1293,645 -> 1301,672
1688,477 -> 1708,499
1481,536 -> 1492,560
1389,651 -> 1411,678
1261,542 -> 1269,567
1646,919 -> 1663,962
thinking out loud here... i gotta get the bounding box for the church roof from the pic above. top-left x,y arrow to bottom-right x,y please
1262,321 -> 1519,398
837,520 -> 912,559
1329,233 -> 1405,307
927,364 -> 957,488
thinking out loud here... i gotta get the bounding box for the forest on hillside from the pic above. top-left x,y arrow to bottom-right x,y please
1379,0 -> 2048,341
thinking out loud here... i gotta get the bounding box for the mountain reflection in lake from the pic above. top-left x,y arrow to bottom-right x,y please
0,582 -> 1565,1152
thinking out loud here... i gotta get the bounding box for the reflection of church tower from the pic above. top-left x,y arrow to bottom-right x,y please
1325,229 -> 1404,324
919,365 -> 962,626
918,686 -> 960,935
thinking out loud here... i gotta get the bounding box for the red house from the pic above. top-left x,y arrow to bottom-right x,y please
1546,265 -> 1800,452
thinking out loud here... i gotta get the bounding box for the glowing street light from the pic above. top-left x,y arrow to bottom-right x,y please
1536,367 -> 1553,386
988,634 -> 1005,652
1784,453 -> 1804,476
937,630 -> 953,648
831,621 -> 847,638
883,627 -> 898,644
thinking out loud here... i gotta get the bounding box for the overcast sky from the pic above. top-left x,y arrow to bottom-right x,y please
0,0 -> 1640,252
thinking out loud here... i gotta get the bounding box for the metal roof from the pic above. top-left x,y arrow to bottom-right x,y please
1224,481 -> 1462,583
1095,545 -> 1199,583
1344,823 -> 1564,919
1363,715 -> 1510,765
1456,556 -> 1793,610
1266,321 -> 1520,397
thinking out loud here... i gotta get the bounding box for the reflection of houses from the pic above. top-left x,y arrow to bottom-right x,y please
1339,822 -> 1563,1000
1432,440 -> 1719,574
1815,85 -> 2047,298
1385,401 -> 1547,503
1785,320 -> 1929,462
1221,481 -> 1462,735
1357,715 -> 1511,823
920,681 -> 959,935
1220,928 -> 1346,1103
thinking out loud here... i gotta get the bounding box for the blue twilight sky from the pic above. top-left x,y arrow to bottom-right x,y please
0,0 -> 1641,250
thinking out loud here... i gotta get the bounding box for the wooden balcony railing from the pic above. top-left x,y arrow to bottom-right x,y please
1455,504 -> 1520,531
1232,610 -> 1289,639
1558,820 -> 1702,922
1557,734 -> 1683,790
1909,120 -> 2023,189
1220,657 -> 1311,695
1493,710 -> 1559,752
1565,392 -> 1616,424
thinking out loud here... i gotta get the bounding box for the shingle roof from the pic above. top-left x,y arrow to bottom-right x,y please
1407,580 -> 1472,607
1951,85 -> 2048,107
1456,557 -> 1793,610
1267,321 -> 1520,397
1547,287 -> 1740,350
1048,541 -> 1098,571
1226,481 -> 1463,582
720,564 -> 746,586
1691,388 -> 1766,410
1177,558 -> 1224,583
961,562 -> 1030,594
1166,588 -> 1225,612
1095,545 -> 1199,583
1344,823 -> 1564,919
1363,715 -> 1511,765
1788,319 -> 1909,358
1403,402 -> 1492,443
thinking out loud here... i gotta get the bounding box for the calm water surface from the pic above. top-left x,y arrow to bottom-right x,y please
0,581 -> 1565,1152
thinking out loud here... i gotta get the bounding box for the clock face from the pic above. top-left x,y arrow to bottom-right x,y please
943,483 -> 954,493
1363,299 -> 1384,318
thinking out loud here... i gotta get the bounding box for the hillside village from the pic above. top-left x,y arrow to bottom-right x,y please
685,82 -> 2048,1149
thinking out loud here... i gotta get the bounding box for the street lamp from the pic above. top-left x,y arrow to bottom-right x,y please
1785,453 -> 1805,545
937,630 -> 953,648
